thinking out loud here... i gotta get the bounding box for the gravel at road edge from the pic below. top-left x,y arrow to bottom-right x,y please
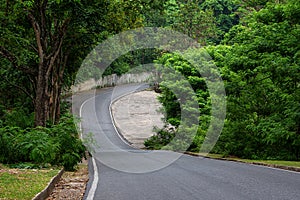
46,158 -> 89,200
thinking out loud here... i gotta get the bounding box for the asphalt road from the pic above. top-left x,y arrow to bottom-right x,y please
74,84 -> 300,200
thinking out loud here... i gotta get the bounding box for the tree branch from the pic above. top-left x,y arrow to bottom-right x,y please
46,18 -> 70,60
40,0 -> 48,52
0,46 -> 37,75
46,36 -> 64,78
46,18 -> 70,77
248,75 -> 273,85
0,74 -> 34,101
28,13 -> 44,61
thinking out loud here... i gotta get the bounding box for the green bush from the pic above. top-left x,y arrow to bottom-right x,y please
0,113 -> 85,171
145,128 -> 175,150
0,126 -> 22,163
2,108 -> 34,129
49,114 -> 86,171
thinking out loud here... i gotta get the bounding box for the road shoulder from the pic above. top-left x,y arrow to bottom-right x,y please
111,90 -> 164,148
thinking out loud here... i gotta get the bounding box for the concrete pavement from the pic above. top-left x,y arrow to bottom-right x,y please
111,90 -> 164,148
76,84 -> 300,200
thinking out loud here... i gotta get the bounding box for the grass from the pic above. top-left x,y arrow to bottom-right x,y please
233,159 -> 300,168
193,153 -> 300,169
0,164 -> 60,200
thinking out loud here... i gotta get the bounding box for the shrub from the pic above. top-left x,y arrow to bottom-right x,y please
144,127 -> 175,150
2,108 -> 34,129
0,113 -> 85,171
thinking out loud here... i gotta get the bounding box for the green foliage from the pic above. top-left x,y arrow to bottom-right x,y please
1,0 -> 149,126
103,49 -> 161,76
144,128 -> 175,150
49,114 -> 86,171
145,50 -> 212,151
161,0 -> 241,44
165,0 -> 219,44
200,0 -> 241,43
209,0 -> 300,160
2,108 -> 34,129
145,0 -> 300,160
16,128 -> 58,164
1,0 -> 299,168
0,113 -> 85,171
0,65 -> 33,113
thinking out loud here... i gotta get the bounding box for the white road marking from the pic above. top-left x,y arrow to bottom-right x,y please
79,97 -> 92,139
79,94 -> 99,200
86,157 -> 99,200
109,92 -> 135,147
79,90 -> 111,138
78,85 -> 146,199
108,84 -> 149,148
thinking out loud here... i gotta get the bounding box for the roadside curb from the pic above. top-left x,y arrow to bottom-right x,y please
109,84 -> 149,149
32,168 -> 65,200
184,152 -> 300,173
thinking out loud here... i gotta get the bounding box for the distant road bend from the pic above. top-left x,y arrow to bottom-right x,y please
73,84 -> 300,200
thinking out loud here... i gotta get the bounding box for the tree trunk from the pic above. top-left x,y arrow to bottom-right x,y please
50,70 -> 60,124
49,50 -> 68,124
28,1 -> 69,127
34,63 -> 49,127
1,1 -> 71,127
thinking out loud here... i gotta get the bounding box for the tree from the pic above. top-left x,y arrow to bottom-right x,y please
0,0 -> 144,127
200,0 -> 240,43
147,49 -> 216,152
165,0 -> 219,45
1,0 -> 76,126
210,0 -> 300,159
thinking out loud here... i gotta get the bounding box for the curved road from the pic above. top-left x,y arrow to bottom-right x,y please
74,84 -> 300,200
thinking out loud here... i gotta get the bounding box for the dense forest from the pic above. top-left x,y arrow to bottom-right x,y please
145,0 -> 300,161
0,0 -> 299,170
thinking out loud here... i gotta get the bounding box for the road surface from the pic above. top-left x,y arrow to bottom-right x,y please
73,84 -> 300,200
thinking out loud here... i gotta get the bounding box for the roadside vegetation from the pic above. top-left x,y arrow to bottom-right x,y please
0,111 -> 85,171
189,153 -> 300,169
0,1 -> 299,194
0,0 -> 150,171
144,0 -> 300,162
0,164 -> 59,200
